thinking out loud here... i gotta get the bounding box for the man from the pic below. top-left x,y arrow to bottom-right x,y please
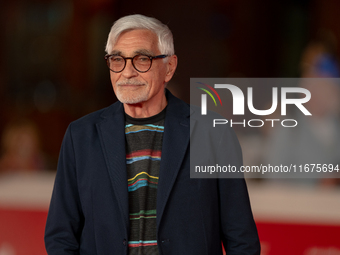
45,14 -> 260,255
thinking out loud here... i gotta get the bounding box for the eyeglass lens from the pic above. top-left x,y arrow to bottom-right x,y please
107,55 -> 152,72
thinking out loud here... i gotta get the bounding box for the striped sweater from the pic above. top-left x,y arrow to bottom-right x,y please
125,109 -> 165,255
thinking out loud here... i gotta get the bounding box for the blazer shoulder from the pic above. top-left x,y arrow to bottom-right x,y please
69,101 -> 123,130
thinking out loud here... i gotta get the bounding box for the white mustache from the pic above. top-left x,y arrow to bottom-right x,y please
116,80 -> 145,86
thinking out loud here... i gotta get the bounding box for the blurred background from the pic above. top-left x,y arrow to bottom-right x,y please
0,0 -> 340,254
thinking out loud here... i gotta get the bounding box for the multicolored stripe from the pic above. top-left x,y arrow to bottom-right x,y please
126,149 -> 162,164
129,209 -> 157,220
127,172 -> 159,192
128,240 -> 158,247
125,124 -> 164,134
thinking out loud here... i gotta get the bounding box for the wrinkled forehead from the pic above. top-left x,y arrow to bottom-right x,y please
111,29 -> 160,55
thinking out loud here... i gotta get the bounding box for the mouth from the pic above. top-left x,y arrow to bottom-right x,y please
117,84 -> 145,92
118,84 -> 144,87
116,80 -> 145,88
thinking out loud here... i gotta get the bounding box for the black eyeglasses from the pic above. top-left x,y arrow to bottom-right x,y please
104,54 -> 169,73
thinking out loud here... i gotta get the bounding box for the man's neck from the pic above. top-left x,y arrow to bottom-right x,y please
123,95 -> 167,118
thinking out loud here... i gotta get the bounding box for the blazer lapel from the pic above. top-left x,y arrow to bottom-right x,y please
96,102 -> 129,233
157,92 -> 190,229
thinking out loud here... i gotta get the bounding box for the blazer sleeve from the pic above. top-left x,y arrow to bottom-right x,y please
45,124 -> 84,255
217,126 -> 261,254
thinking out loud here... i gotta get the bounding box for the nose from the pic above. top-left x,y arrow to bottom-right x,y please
121,59 -> 138,78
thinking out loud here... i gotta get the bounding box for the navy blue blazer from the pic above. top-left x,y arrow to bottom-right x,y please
45,90 -> 260,255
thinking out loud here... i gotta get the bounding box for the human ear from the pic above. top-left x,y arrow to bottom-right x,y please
165,55 -> 178,83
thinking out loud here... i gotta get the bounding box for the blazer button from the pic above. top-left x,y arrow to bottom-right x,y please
123,239 -> 127,246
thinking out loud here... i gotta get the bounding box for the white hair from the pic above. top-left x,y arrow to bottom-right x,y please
105,14 -> 174,56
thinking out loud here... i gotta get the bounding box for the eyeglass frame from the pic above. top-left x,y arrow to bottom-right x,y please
104,54 -> 169,73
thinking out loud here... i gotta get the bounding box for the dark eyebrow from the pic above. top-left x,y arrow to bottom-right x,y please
110,49 -> 155,57
134,49 -> 154,56
110,50 -> 121,56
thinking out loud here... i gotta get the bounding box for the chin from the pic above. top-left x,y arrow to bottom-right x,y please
116,92 -> 149,104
